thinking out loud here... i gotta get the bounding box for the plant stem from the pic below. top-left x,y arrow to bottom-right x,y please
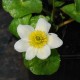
58,19 -> 74,28
51,0 -> 56,22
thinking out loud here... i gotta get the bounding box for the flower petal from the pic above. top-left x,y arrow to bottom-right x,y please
35,18 -> 51,33
48,33 -> 63,49
14,39 -> 29,52
17,24 -> 34,38
25,47 -> 37,60
37,45 -> 51,59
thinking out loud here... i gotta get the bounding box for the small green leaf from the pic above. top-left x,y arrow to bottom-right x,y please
54,1 -> 64,7
30,15 -> 50,28
75,0 -> 80,12
2,0 -> 42,18
48,0 -> 64,7
22,49 -> 60,75
9,14 -> 32,38
61,4 -> 80,23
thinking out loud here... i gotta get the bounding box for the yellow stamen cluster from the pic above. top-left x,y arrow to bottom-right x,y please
29,30 -> 48,48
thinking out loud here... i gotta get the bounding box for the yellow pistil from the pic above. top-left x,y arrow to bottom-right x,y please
29,30 -> 48,48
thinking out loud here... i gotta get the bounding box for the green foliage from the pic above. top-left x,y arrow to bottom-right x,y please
9,14 -> 32,38
48,0 -> 64,7
75,0 -> 80,12
54,1 -> 64,7
22,49 -> 60,75
2,0 -> 42,18
30,15 -> 50,28
9,15 -> 50,38
3,0 -> 76,75
61,4 -> 80,23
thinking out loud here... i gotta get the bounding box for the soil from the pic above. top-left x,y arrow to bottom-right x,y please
0,0 -> 80,80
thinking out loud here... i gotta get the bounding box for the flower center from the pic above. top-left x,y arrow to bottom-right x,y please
29,30 -> 48,48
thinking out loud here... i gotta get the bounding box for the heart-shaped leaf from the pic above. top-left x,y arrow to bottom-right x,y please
2,0 -> 42,18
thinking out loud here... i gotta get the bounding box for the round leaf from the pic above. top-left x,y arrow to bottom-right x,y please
22,49 -> 61,75
2,0 -> 42,18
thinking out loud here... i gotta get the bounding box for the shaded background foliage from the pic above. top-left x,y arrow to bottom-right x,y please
0,0 -> 80,80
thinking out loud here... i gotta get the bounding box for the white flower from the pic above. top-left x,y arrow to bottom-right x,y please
14,18 -> 63,60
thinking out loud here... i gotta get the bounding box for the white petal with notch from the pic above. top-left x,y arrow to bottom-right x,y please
36,45 -> 51,59
35,18 -> 51,33
25,47 -> 37,60
48,33 -> 63,49
17,24 -> 34,38
14,39 -> 29,52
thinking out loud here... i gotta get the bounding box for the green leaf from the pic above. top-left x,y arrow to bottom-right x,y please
54,1 -> 64,7
48,0 -> 64,7
61,4 -> 80,23
30,15 -> 50,28
9,14 -> 32,38
2,0 -> 42,18
22,49 -> 61,75
75,0 -> 80,12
